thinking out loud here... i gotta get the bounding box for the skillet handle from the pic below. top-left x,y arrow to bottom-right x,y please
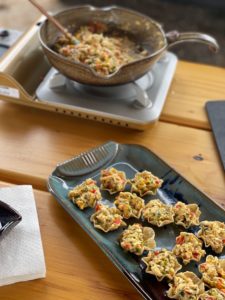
165,31 -> 219,52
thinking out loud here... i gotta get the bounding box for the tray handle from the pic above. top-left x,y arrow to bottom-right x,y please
55,141 -> 119,177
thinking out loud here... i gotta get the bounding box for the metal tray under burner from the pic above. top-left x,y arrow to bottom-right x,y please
36,52 -> 177,129
0,17 -> 176,130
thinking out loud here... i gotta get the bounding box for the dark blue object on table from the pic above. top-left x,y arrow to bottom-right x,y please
0,200 -> 22,241
0,28 -> 22,57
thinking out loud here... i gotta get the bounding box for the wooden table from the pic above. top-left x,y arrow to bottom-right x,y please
0,60 -> 225,300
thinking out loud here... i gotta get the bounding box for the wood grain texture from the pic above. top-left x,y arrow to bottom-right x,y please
1,5 -> 225,299
0,182 -> 142,300
0,40 -> 225,300
0,0 -> 63,31
0,101 -> 224,206
161,61 -> 225,129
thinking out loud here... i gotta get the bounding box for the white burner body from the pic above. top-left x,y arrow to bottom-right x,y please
36,52 -> 177,129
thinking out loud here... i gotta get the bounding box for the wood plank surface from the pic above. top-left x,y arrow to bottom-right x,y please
0,182 -> 141,300
161,61 -> 225,129
0,0 -> 64,31
0,101 -> 224,206
1,3 -> 225,299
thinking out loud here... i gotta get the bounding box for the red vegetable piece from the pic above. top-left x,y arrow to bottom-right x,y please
176,235 -> 185,245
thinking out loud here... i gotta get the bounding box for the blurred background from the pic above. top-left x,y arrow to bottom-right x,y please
0,0 -> 224,66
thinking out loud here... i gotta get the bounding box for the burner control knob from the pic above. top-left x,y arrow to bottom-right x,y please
0,30 -> 10,38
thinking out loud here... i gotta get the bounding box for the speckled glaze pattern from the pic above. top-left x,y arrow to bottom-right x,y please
39,5 -> 218,86
39,5 -> 167,86
48,141 -> 225,300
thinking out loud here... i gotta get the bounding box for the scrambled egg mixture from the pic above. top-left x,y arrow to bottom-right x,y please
142,248 -> 181,281
173,201 -> 201,228
173,232 -> 205,264
120,223 -> 155,255
100,167 -> 127,194
167,271 -> 205,300
199,255 -> 225,292
90,204 -> 126,232
142,199 -> 174,227
114,192 -> 145,219
68,178 -> 101,210
198,288 -> 225,300
129,170 -> 163,196
197,221 -> 225,253
54,22 -> 148,76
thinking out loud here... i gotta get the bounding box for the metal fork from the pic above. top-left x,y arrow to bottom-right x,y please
55,141 -> 119,177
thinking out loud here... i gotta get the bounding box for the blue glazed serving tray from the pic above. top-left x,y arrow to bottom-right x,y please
47,141 -> 225,300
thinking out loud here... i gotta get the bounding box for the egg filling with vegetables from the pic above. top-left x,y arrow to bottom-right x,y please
68,178 -> 101,210
90,204 -> 126,232
100,167 -> 127,194
142,199 -> 174,227
120,223 -> 156,255
114,192 -> 145,219
54,23 -> 148,76
173,201 -> 201,228
167,271 -> 205,300
198,288 -> 225,300
142,248 -> 182,281
199,255 -> 225,292
197,221 -> 225,253
173,232 -> 205,265
129,171 -> 163,197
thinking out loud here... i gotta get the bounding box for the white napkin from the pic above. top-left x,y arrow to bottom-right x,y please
0,185 -> 46,286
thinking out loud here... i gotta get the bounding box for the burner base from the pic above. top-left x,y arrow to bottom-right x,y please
36,52 -> 177,129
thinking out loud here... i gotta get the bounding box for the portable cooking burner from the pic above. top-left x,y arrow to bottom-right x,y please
0,16 -> 177,130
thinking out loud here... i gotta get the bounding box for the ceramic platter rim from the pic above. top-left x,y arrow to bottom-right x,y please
47,141 -> 225,300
